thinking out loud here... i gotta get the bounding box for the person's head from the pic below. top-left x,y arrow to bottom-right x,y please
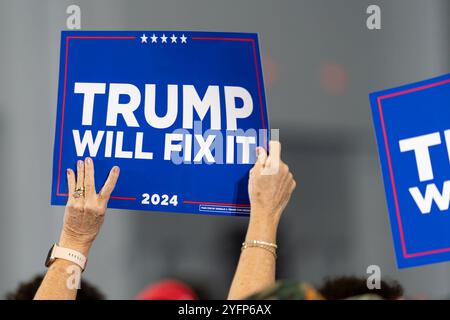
6,274 -> 105,300
318,276 -> 403,300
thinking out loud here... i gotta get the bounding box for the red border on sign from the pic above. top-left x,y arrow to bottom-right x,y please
184,200 -> 250,208
377,77 -> 450,258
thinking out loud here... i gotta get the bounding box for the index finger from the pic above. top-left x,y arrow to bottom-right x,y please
99,166 -> 120,201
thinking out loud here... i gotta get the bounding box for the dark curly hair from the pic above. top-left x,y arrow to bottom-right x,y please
318,276 -> 403,300
6,274 -> 105,300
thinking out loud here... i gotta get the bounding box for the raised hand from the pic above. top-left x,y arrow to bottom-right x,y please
59,157 -> 120,255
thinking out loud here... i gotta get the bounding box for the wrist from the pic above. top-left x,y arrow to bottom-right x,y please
249,206 -> 280,228
246,216 -> 279,243
59,232 -> 92,257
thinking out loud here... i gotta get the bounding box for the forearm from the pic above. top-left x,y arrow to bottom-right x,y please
227,215 -> 278,300
228,141 -> 295,300
34,236 -> 90,300
34,259 -> 81,300
34,158 -> 118,300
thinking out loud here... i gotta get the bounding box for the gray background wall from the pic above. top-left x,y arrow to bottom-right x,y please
0,0 -> 449,299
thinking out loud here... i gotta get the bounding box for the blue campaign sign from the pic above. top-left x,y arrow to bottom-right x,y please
370,73 -> 450,268
51,31 -> 269,216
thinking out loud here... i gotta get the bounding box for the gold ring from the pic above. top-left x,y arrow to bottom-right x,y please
73,188 -> 85,198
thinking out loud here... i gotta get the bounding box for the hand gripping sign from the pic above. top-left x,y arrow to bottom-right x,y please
370,73 -> 450,268
51,31 -> 269,216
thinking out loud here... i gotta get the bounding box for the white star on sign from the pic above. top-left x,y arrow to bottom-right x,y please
140,33 -> 148,43
170,34 -> 177,43
151,34 -> 158,43
160,34 -> 168,43
180,34 -> 187,43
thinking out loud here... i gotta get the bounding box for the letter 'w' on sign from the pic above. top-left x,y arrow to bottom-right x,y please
51,31 -> 269,217
370,73 -> 450,268
72,130 -> 104,157
409,182 -> 450,214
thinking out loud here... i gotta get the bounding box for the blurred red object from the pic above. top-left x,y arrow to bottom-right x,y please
262,53 -> 280,88
319,62 -> 349,95
135,279 -> 198,300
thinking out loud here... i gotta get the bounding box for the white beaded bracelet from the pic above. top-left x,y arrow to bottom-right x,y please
241,240 -> 278,258
243,240 -> 278,249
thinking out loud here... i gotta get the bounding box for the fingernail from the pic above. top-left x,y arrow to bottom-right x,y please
66,168 -> 70,175
77,160 -> 83,167
256,147 -> 261,156
113,166 -> 120,173
85,157 -> 91,165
